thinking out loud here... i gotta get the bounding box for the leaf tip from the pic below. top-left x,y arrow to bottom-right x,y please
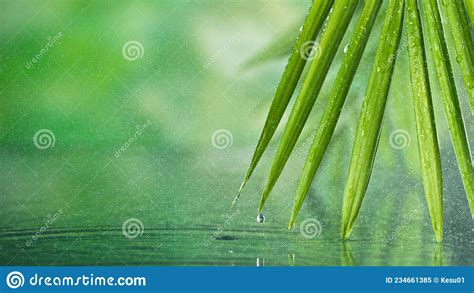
231,180 -> 247,207
435,230 -> 443,243
341,222 -> 352,241
288,220 -> 295,231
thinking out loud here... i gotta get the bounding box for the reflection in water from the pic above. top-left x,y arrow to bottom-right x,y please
0,225 -> 470,266
433,244 -> 443,266
341,242 -> 356,266
288,253 -> 296,266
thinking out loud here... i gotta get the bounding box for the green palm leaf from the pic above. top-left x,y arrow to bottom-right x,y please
421,0 -> 474,217
445,0 -> 474,110
234,0 -> 334,205
455,0 -> 474,63
406,0 -> 443,242
465,0 -> 474,29
341,0 -> 405,240
257,0 -> 359,213
288,0 -> 383,229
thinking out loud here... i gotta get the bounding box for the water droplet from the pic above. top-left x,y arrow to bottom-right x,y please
344,43 -> 349,54
257,213 -> 265,223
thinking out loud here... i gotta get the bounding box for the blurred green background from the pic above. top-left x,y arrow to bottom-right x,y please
0,0 -> 472,266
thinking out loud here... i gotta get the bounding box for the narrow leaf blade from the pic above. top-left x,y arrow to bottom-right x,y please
341,0 -> 406,240
234,0 -> 334,204
289,0 -> 383,229
445,0 -> 474,110
421,0 -> 474,217
465,0 -> 474,30
258,0 -> 359,213
406,0 -> 444,242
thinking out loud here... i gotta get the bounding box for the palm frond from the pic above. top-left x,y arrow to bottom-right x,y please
445,0 -> 474,109
455,0 -> 474,63
406,0 -> 443,242
258,0 -> 359,213
421,0 -> 474,217
240,0 -> 473,241
234,0 -> 334,205
465,0 -> 474,29
341,0 -> 405,240
288,0 -> 383,229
